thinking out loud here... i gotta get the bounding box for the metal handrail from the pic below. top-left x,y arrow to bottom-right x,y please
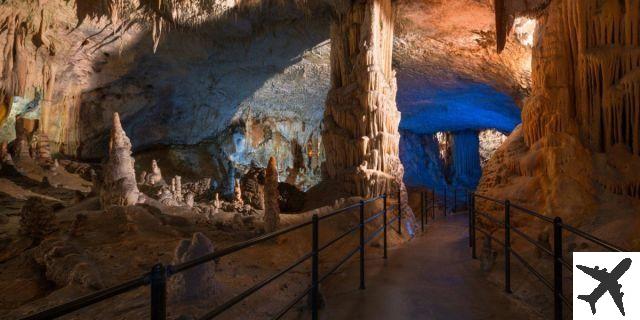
21,192 -> 403,320
469,193 -> 628,320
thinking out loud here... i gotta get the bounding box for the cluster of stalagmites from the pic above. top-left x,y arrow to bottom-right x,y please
96,112 -> 286,234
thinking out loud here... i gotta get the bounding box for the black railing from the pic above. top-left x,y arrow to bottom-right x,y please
21,193 -> 404,320
468,193 -> 626,320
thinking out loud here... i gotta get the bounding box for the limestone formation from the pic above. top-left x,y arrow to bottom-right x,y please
264,157 -> 280,233
145,160 -> 164,186
240,165 -> 265,209
34,132 -> 53,167
182,178 -> 212,200
323,0 -> 403,198
19,197 -> 57,241
174,176 -> 183,202
169,232 -> 216,301
185,193 -> 195,208
233,178 -> 243,207
139,171 -> 148,185
100,113 -> 141,207
213,193 -> 221,212
277,182 -> 305,212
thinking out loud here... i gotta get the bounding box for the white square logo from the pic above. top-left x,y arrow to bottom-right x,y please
574,252 -> 640,319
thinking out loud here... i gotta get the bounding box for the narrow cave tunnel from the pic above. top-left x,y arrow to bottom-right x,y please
1,0 -> 639,319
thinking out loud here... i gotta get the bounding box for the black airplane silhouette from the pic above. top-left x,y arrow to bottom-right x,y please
577,258 -> 632,316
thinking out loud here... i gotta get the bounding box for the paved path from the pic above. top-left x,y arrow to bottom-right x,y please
321,213 -> 542,320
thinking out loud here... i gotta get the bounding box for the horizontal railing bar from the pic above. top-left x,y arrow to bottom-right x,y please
510,225 -> 553,257
198,252 -> 313,320
364,224 -> 385,245
364,210 -> 384,225
473,193 -> 505,205
319,247 -> 360,284
475,227 -> 506,247
511,249 -> 554,292
560,258 -> 572,272
317,203 -> 362,221
363,195 -> 384,204
271,286 -> 312,320
475,210 -> 504,226
560,292 -> 572,307
560,223 -> 625,252
510,204 -> 554,223
21,274 -> 150,320
171,220 -> 313,274
318,225 -> 359,253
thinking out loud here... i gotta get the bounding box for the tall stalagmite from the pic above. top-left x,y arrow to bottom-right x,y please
100,113 -> 141,207
264,156 -> 280,233
323,0 -> 403,198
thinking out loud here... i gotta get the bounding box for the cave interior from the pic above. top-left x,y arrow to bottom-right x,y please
0,0 -> 639,319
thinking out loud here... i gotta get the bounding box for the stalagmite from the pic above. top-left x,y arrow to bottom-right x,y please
100,113 -> 141,207
264,157 -> 280,233
174,175 -> 183,203
169,232 -> 216,301
145,160 -> 163,186
213,193 -> 221,212
233,178 -> 243,206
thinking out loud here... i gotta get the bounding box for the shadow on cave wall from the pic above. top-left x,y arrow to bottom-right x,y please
75,4 -> 332,182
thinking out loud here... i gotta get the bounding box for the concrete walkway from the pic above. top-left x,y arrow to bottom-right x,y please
321,213 -> 542,320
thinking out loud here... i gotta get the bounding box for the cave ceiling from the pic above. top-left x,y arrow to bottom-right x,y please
0,0 -> 533,160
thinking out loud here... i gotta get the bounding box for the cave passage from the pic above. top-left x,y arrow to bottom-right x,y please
397,79 -> 521,192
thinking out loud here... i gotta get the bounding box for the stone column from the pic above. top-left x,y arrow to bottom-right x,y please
323,0 -> 403,198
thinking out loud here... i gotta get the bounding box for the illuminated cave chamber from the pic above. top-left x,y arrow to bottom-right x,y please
398,80 -> 521,192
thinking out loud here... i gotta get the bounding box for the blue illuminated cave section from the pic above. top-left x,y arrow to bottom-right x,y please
397,77 -> 521,192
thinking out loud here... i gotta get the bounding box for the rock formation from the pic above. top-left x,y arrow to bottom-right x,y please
100,113 -> 141,207
146,160 -> 164,186
240,164 -> 265,209
323,0 -> 403,198
477,0 -> 640,253
19,197 -> 57,241
169,232 -> 216,301
278,182 -> 305,212
213,193 -> 221,212
264,157 -> 280,233
233,178 -> 243,207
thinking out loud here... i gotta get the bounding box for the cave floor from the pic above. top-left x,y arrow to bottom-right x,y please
320,213 -> 543,320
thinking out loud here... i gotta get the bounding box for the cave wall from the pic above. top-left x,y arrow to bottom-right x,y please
479,0 -> 640,245
0,0 -> 331,190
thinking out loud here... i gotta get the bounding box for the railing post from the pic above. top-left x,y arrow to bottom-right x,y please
359,200 -> 365,290
553,217 -> 564,320
431,189 -> 435,219
454,188 -> 457,212
421,191 -> 425,232
311,214 -> 319,320
397,190 -> 402,235
443,187 -> 447,216
150,263 -> 167,320
504,200 -> 512,294
383,194 -> 388,259
471,194 -> 477,259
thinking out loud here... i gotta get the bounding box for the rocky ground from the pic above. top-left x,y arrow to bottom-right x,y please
0,156 -> 405,320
